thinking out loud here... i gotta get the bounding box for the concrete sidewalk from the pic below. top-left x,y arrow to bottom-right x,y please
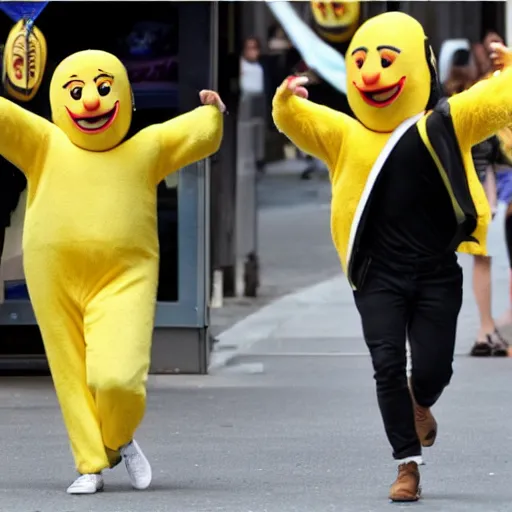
211,201 -> 512,366
210,159 -> 337,337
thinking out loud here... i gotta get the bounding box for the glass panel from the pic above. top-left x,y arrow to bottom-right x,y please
0,174 -> 27,301
0,1 -> 181,304
115,3 -> 180,303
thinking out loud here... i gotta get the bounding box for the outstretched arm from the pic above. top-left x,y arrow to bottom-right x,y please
152,90 -> 224,184
448,43 -> 512,149
0,97 -> 53,177
272,76 -> 352,172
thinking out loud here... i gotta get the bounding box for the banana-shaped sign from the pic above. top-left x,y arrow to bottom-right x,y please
266,0 -> 348,93
310,1 -> 361,44
2,19 -> 47,102
0,2 -> 49,102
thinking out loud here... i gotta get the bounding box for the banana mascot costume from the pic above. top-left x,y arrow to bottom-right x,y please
273,12 -> 512,503
0,50 -> 223,494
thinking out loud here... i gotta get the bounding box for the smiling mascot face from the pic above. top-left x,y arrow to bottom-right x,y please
310,1 -> 361,44
346,12 -> 432,133
50,50 -> 133,151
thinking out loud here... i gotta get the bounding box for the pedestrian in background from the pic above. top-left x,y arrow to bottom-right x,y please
444,47 -> 510,356
478,33 -> 512,329
239,36 -> 267,173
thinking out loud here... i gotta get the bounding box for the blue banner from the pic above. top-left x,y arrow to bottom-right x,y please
0,1 -> 48,23
265,0 -> 347,94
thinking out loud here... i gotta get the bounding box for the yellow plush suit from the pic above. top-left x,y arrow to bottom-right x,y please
0,50 -> 223,474
273,12 -> 512,288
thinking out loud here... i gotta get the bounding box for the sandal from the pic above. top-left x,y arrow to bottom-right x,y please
489,329 -> 509,357
469,339 -> 492,357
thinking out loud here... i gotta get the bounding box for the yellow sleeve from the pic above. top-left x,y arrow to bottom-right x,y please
448,68 -> 512,149
0,97 -> 52,177
153,105 -> 223,184
272,82 -> 350,170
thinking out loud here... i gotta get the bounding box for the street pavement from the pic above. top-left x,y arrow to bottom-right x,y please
210,159 -> 337,337
3,356 -> 512,512
3,163 -> 512,511
257,158 -> 332,210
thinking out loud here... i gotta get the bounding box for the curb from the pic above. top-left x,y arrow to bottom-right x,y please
207,275 -> 346,372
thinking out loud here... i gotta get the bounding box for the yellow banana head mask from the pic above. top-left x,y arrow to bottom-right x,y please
3,19 -> 47,102
310,1 -> 360,44
346,12 -> 435,132
50,50 -> 133,151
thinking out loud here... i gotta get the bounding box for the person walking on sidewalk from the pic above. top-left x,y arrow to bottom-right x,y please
444,48 -> 510,356
273,11 -> 512,503
469,134 -> 511,356
478,32 -> 512,329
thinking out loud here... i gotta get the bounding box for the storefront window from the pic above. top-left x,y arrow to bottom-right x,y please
0,1 -> 180,303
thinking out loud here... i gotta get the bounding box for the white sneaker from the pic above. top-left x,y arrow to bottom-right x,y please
66,473 -> 104,494
120,439 -> 152,490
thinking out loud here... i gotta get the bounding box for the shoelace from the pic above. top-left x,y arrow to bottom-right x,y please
73,474 -> 99,486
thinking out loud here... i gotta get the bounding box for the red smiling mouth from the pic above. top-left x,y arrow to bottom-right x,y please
66,101 -> 119,134
354,77 -> 406,107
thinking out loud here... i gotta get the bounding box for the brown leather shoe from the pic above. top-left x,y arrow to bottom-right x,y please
409,380 -> 437,447
389,462 -> 421,502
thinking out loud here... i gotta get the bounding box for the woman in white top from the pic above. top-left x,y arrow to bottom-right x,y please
239,37 -> 266,172
240,37 -> 264,96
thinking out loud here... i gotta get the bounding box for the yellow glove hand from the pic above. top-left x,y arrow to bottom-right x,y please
276,75 -> 309,100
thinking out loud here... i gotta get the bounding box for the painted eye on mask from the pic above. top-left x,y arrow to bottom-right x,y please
314,2 -> 327,18
97,82 -> 111,97
331,2 -> 345,17
378,47 -> 400,69
353,49 -> 367,69
70,86 -> 82,100
381,56 -> 392,68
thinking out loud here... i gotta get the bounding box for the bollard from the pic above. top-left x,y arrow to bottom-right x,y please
244,251 -> 260,298
235,93 -> 262,298
210,270 -> 224,309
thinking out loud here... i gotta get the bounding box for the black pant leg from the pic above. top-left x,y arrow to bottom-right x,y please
408,264 -> 463,408
353,267 -> 421,460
